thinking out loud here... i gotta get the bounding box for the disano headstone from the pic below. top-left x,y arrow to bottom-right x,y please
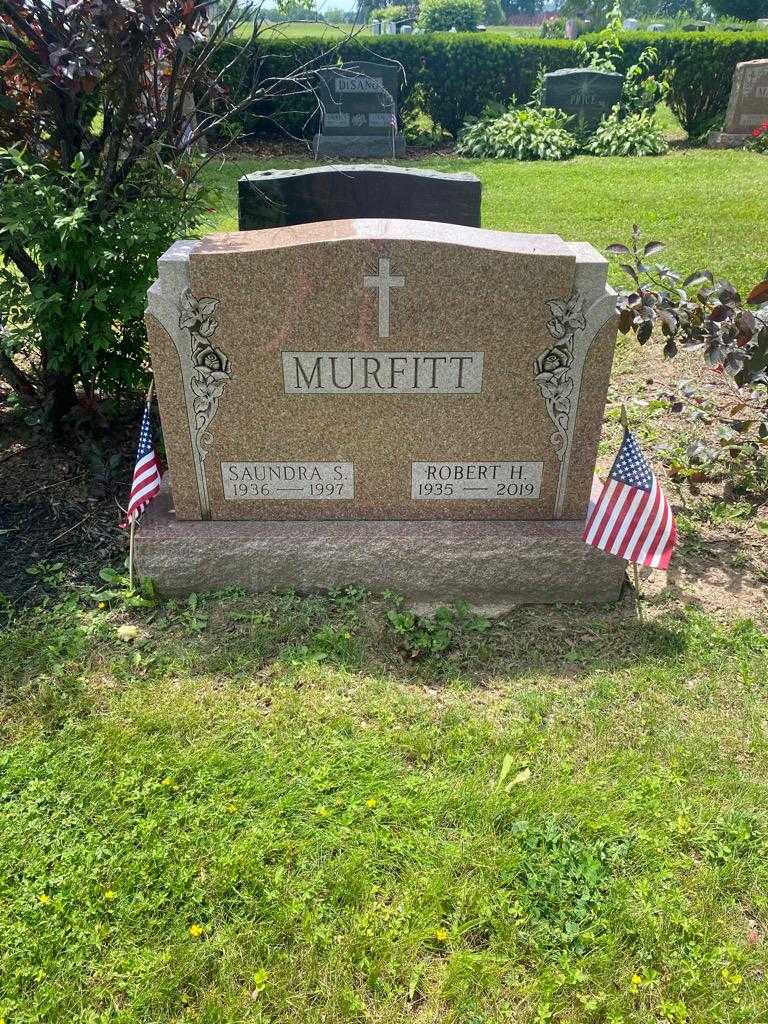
146,219 -> 617,525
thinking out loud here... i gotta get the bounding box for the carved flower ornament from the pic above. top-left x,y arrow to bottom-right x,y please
534,292 -> 586,460
179,289 -> 232,463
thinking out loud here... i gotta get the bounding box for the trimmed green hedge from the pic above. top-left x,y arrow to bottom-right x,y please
214,31 -> 768,140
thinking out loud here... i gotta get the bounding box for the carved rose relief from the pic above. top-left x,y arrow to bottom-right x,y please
179,289 -> 232,465
534,292 -> 586,460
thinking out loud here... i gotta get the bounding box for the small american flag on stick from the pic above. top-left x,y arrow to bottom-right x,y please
583,427 -> 677,570
121,395 -> 161,528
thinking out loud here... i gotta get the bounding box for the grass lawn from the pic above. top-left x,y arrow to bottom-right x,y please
2,149 -> 768,1023
203,149 -> 768,289
2,589 -> 768,1023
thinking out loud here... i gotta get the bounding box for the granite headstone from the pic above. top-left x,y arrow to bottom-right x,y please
238,166 -> 482,231
314,60 -> 404,158
543,68 -> 623,131
709,59 -> 768,148
138,219 -> 625,608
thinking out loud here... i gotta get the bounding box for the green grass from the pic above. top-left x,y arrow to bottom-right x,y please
203,149 -> 768,289
1,589 -> 768,1022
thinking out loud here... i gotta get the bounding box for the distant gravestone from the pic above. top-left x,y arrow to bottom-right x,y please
622,17 -> 640,29
758,18 -> 768,28
314,61 -> 404,159
370,18 -> 381,34
648,22 -> 666,31
543,68 -> 623,131
400,22 -> 413,33
238,166 -> 482,231
682,21 -> 707,30
140,220 -> 624,608
709,59 -> 768,148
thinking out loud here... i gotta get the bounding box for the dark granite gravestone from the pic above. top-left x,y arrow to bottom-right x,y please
543,68 -> 623,132
238,165 -> 482,231
314,60 -> 405,158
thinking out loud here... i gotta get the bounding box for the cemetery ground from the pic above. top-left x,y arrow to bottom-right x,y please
1,146 -> 768,1022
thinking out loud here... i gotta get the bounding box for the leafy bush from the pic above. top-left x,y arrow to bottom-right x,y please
541,15 -> 565,37
620,45 -> 670,115
587,109 -> 669,154
708,0 -> 768,18
0,148 -> 210,419
374,4 -> 409,21
747,119 -> 768,152
457,104 -> 578,159
483,0 -> 505,25
0,0 -> 330,426
607,227 -> 768,495
418,0 -> 484,30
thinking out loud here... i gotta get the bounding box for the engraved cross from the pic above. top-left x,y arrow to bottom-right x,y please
364,257 -> 404,339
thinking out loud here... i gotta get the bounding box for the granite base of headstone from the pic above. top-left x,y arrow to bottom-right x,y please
314,60 -> 405,159
543,68 -> 623,132
138,219 -> 626,611
238,166 -> 482,230
137,478 -> 625,615
708,59 -> 768,148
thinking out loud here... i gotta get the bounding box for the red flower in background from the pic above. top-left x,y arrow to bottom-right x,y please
753,128 -> 762,137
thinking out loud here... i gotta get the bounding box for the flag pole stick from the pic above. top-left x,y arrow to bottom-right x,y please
128,379 -> 155,592
128,517 -> 136,591
619,403 -> 644,624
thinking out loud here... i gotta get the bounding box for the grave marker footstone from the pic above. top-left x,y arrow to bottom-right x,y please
314,60 -> 404,158
708,59 -> 768,148
138,219 -> 625,609
543,68 -> 623,132
238,166 -> 482,231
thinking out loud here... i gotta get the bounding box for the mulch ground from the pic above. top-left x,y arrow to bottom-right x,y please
0,402 -> 137,606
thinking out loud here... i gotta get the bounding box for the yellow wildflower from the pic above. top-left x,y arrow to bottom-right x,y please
161,777 -> 173,787
316,805 -> 330,818
226,803 -> 238,813
104,890 -> 117,900
434,928 -> 449,942
98,602 -> 106,609
38,893 -> 51,905
366,798 -> 378,809
189,924 -> 205,938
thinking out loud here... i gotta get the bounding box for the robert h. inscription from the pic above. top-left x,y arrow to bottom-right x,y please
412,462 -> 543,500
283,351 -> 484,395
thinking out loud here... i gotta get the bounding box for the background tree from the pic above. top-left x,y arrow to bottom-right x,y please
706,0 -> 768,19
500,0 -> 543,16
0,0 -> 343,427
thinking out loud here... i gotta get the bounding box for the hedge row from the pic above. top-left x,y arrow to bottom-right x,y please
214,31 -> 768,140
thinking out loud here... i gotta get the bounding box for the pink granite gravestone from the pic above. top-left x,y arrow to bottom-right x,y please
138,218 -> 626,610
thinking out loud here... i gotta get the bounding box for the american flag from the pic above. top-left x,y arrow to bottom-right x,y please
390,110 -> 397,130
583,429 -> 677,569
121,403 -> 161,527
